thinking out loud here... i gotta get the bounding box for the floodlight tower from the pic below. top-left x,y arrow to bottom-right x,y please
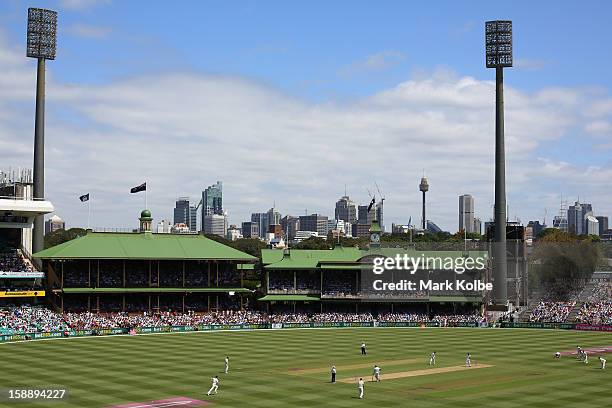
419,176 -> 428,230
27,8 -> 57,260
486,20 -> 512,307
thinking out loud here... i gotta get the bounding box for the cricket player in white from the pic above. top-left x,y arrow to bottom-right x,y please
599,356 -> 606,369
207,376 -> 220,395
225,356 -> 229,374
358,378 -> 365,399
555,352 -> 561,359
465,353 -> 471,367
576,346 -> 582,360
373,365 -> 381,382
361,342 -> 367,355
429,352 -> 436,366
583,351 -> 588,364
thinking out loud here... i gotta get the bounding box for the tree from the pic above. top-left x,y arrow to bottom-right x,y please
230,238 -> 267,258
44,228 -> 87,249
293,237 -> 331,250
529,234 -> 601,294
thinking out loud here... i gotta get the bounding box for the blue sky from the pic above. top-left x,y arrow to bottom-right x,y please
1,0 -> 612,231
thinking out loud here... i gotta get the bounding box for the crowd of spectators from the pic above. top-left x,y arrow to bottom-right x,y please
0,306 -> 69,334
0,306 -> 487,334
0,249 -> 34,273
575,281 -> 612,324
529,301 -> 576,323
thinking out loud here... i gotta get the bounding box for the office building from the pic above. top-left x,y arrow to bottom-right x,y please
203,214 -> 227,237
267,207 -> 281,226
251,212 -> 269,239
45,215 -> 64,234
586,215 -> 599,236
596,216 -> 608,236
294,230 -> 319,243
299,214 -> 329,236
357,205 -> 375,225
568,201 -> 593,235
173,197 -> 197,232
426,220 -> 443,234
201,181 -> 223,231
473,217 -> 482,235
280,215 -> 299,241
241,221 -> 259,239
526,220 -> 545,238
156,219 -> 172,234
335,196 -> 357,224
459,194 -> 475,233
226,225 -> 242,241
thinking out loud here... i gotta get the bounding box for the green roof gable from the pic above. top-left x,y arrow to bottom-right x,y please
34,231 -> 257,261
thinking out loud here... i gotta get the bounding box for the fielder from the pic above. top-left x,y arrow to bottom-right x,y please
331,365 -> 337,383
373,365 -> 381,382
357,377 -> 365,399
207,376 -> 220,396
225,356 -> 229,374
555,352 -> 561,359
599,356 -> 606,370
583,351 -> 589,365
361,342 -> 367,355
429,351 -> 436,366
465,353 -> 471,367
576,346 -> 582,360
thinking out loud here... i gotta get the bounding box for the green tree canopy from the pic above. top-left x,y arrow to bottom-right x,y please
44,228 -> 87,249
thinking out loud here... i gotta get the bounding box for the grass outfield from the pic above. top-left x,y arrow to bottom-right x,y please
0,328 -> 610,407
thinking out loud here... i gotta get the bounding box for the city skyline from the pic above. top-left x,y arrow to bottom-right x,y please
2,1 -> 612,231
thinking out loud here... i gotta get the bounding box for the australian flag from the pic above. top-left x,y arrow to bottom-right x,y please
79,193 -> 90,202
130,182 -> 146,194
367,197 -> 376,212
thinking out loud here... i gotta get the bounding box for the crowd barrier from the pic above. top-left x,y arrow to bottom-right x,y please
2,321 -> 611,342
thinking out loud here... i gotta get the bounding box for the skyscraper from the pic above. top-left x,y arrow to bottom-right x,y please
568,201 -> 592,235
586,215 -> 599,236
473,217 -> 482,235
251,212 -> 269,238
299,214 -> 329,236
173,197 -> 197,232
357,205 -> 375,225
596,216 -> 609,236
241,221 -> 259,239
335,196 -> 357,224
202,181 -> 223,227
459,194 -> 475,233
376,202 -> 384,232
267,207 -> 281,226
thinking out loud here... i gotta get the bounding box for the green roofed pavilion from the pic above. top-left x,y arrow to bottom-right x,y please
34,231 -> 256,261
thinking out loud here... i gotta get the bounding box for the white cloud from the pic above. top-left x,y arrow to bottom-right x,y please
515,58 -> 548,71
59,0 -> 111,11
341,51 -> 406,76
1,34 -> 612,232
66,23 -> 112,39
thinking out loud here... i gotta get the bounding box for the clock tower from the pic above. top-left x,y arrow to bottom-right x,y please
369,219 -> 382,249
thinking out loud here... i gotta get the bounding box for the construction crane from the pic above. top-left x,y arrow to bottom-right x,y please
375,182 -> 385,231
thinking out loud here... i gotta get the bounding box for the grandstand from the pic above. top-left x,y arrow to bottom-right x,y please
260,227 -> 489,316
0,170 -> 53,306
32,210 -> 256,313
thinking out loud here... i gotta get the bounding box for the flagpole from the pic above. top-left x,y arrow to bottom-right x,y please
87,198 -> 91,230
145,180 -> 148,210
